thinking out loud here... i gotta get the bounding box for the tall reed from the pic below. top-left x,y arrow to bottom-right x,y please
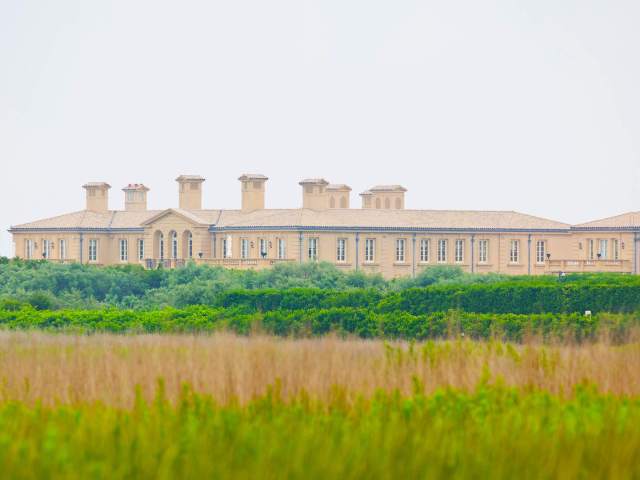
1,332 -> 639,406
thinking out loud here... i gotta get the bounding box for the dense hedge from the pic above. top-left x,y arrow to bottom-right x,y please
211,283 -> 640,315
0,305 -> 636,342
5,282 -> 640,315
3,259 -> 640,312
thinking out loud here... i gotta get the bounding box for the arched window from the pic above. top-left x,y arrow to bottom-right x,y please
154,231 -> 164,260
375,198 -> 381,209
170,231 -> 178,259
182,231 -> 193,259
330,196 -> 336,208
384,198 -> 391,209
395,197 -> 402,209
339,196 -> 347,208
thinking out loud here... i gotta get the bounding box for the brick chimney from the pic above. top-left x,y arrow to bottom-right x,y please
360,185 -> 407,209
299,178 -> 329,210
326,184 -> 351,208
122,184 -> 150,211
238,174 -> 268,211
82,182 -> 111,212
176,175 -> 205,210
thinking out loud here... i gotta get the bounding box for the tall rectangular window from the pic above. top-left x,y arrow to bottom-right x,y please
437,239 -> 447,263
42,239 -> 51,259
241,238 -> 249,259
223,236 -> 232,259
308,237 -> 319,261
588,239 -> 595,260
277,238 -> 286,259
613,239 -> 620,260
478,240 -> 488,263
598,239 -> 608,259
25,239 -> 34,259
138,239 -> 145,260
59,240 -> 67,260
396,239 -> 406,263
454,239 -> 464,263
509,240 -> 520,263
420,239 -> 430,263
259,238 -> 268,258
336,238 -> 347,262
365,238 -> 375,263
119,239 -> 128,262
171,232 -> 178,259
88,239 -> 98,262
536,240 -> 546,264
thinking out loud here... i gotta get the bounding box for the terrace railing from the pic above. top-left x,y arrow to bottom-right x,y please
546,259 -> 631,273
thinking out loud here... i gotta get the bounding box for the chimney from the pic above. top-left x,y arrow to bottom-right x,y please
360,185 -> 407,209
326,184 -> 351,209
175,175 -> 205,210
82,182 -> 111,212
239,174 -> 268,211
299,178 -> 329,210
122,184 -> 149,211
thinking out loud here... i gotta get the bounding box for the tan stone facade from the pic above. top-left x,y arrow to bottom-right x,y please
9,174 -> 640,278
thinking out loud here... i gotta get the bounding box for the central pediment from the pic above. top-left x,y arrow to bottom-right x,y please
141,208 -> 210,227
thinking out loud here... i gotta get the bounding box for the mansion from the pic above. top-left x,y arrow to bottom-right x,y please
8,174 -> 640,278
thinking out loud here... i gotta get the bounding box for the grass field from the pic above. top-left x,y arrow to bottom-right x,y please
0,332 -> 639,478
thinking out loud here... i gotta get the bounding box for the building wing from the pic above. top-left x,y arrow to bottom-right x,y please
573,212 -> 640,230
215,208 -> 569,231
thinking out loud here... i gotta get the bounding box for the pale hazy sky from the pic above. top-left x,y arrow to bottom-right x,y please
1,0 -> 639,256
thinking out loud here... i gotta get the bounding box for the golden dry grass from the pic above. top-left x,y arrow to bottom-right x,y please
1,331 -> 639,406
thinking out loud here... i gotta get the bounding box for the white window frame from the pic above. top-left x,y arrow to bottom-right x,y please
364,238 -> 375,263
509,240 -> 520,264
241,238 -> 249,259
588,239 -> 595,260
598,239 -> 608,259
454,239 -> 464,263
59,239 -> 67,261
308,237 -> 319,261
259,238 -> 268,258
277,238 -> 286,259
535,240 -> 546,264
478,239 -> 488,264
420,239 -> 430,263
171,232 -> 178,259
613,239 -> 619,261
42,239 -> 51,259
119,239 -> 128,262
223,236 -> 232,259
336,238 -> 347,263
138,239 -> 145,261
437,239 -> 447,263
88,239 -> 98,262
158,234 -> 164,260
396,238 -> 406,263
25,239 -> 34,259
188,233 -> 193,259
